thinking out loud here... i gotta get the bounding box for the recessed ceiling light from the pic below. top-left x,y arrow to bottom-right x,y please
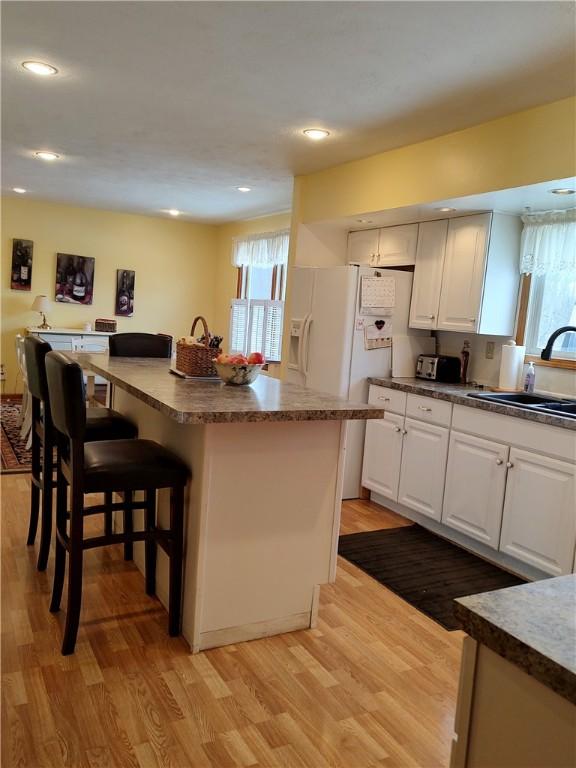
236,187 -> 251,193
303,128 -> 330,141
356,219 -> 373,224
35,151 -> 60,161
22,60 -> 58,76
549,188 -> 575,195
167,209 -> 180,216
13,187 -> 26,194
436,207 -> 456,212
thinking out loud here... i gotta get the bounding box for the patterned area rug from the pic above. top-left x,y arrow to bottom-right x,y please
1,401 -> 32,473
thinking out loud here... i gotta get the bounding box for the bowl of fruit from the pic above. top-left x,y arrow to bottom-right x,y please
213,352 -> 265,385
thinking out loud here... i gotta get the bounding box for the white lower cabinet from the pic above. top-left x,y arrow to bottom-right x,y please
361,413 -> 404,500
499,448 -> 576,576
442,432 -> 509,548
398,418 -> 449,521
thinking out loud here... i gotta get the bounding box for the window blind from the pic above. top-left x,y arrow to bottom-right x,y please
230,299 -> 284,361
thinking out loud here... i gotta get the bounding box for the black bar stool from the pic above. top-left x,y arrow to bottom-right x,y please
24,336 -> 138,571
45,351 -> 189,655
109,332 -> 172,358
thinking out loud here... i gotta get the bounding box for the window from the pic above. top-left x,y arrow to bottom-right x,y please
229,229 -> 289,361
517,209 -> 576,368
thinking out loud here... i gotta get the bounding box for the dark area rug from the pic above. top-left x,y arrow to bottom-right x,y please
1,401 -> 31,473
338,525 -> 526,630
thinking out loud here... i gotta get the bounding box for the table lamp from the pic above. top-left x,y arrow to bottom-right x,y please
31,295 -> 51,329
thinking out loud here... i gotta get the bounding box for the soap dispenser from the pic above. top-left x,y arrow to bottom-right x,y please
523,362 -> 536,393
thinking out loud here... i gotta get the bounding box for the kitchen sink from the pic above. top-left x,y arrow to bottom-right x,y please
467,392 -> 567,405
533,402 -> 576,417
467,391 -> 576,418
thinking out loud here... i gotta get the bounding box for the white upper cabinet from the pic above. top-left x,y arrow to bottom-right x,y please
377,224 -> 418,266
409,219 -> 448,329
409,212 -> 521,335
348,224 -> 418,266
347,228 -> 380,266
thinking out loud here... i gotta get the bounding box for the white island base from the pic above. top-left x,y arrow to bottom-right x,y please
113,388 -> 347,652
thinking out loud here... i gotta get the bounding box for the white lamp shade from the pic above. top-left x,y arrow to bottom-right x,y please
31,295 -> 51,312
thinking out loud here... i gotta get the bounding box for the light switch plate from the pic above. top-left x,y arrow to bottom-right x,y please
485,341 -> 495,359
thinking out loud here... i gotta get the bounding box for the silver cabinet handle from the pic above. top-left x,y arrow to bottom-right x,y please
402,429 -> 408,435
427,315 -> 435,319
394,426 -> 402,433
418,406 -> 432,412
506,461 -> 514,468
496,458 -> 503,465
377,396 -> 391,402
469,318 -> 476,322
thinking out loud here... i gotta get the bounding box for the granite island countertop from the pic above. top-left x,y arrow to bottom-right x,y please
455,575 -> 576,704
71,353 -> 384,424
368,377 -> 576,431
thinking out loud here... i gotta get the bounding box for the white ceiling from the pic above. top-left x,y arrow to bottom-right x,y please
2,1 -> 575,222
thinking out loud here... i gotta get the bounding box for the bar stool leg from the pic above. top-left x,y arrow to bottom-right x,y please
62,488 -> 85,656
144,490 -> 157,597
104,493 -> 113,536
50,462 -> 68,613
37,429 -> 54,571
123,491 -> 133,561
27,402 -> 41,546
168,485 -> 184,637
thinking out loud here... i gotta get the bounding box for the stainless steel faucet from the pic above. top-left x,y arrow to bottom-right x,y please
540,326 -> 576,361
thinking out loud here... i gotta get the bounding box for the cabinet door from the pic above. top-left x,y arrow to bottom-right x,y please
437,214 -> 490,332
442,431 -> 508,548
500,449 -> 576,576
409,219 -> 448,329
398,418 -> 449,520
361,413 -> 404,501
377,224 -> 418,266
347,229 -> 379,265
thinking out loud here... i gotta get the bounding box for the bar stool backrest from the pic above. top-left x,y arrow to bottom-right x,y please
45,352 -> 87,441
109,333 -> 172,358
24,336 -> 52,403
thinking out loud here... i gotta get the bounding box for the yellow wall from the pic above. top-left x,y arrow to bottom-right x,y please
1,197 -> 217,392
297,98 -> 576,223
213,211 -> 291,345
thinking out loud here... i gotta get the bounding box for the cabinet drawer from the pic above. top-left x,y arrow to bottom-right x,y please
406,394 -> 452,426
368,385 -> 407,415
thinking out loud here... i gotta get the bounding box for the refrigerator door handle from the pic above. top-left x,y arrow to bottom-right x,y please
301,314 -> 313,377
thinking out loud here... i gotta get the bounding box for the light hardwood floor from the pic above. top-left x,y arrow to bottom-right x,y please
1,474 -> 463,768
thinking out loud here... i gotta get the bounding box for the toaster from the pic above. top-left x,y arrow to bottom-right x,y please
416,354 -> 461,383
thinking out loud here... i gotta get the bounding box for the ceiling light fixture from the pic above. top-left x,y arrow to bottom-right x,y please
167,209 -> 180,217
13,187 -> 26,194
549,188 -> 575,195
22,60 -> 58,76
436,207 -> 456,212
303,129 -> 330,141
35,150 -> 60,161
236,187 -> 251,192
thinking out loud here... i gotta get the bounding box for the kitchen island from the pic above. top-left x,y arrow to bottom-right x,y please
71,354 -> 382,651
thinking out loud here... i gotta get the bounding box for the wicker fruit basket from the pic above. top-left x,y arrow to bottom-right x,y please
175,316 -> 222,377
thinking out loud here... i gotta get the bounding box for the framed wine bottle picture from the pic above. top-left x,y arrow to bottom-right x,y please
55,253 -> 95,304
10,239 -> 34,291
115,269 -> 135,316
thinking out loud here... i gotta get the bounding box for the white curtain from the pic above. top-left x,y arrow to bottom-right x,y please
232,229 -> 290,267
520,208 -> 576,275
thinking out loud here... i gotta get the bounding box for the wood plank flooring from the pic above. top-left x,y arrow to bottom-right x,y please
1,475 -> 463,767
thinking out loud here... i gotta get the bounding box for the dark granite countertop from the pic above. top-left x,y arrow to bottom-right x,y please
69,354 -> 384,424
455,576 -> 576,704
368,377 -> 576,431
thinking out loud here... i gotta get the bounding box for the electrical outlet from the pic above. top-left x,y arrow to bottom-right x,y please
485,341 -> 495,360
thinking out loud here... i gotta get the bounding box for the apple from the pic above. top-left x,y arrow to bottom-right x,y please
247,352 -> 265,365
214,353 -> 231,364
229,354 -> 248,365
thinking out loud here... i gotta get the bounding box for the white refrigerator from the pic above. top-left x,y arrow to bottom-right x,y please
286,265 -> 415,499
